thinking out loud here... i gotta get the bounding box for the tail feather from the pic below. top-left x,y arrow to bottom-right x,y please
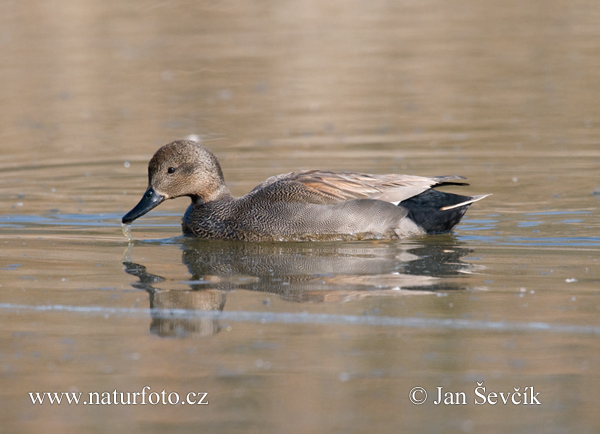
440,194 -> 491,211
400,190 -> 489,234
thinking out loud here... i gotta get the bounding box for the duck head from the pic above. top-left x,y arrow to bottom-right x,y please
122,140 -> 230,224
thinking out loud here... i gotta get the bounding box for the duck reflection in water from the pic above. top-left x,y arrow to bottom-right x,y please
122,238 -> 481,338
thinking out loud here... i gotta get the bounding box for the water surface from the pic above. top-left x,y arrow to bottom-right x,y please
1,1 -> 600,433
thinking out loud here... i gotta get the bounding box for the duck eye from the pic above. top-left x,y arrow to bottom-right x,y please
167,167 -> 176,174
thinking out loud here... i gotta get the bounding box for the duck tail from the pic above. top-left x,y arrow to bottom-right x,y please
399,190 -> 490,234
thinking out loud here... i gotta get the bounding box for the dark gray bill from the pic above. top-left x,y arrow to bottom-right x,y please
122,187 -> 165,224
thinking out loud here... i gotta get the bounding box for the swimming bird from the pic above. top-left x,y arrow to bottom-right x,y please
122,140 -> 488,241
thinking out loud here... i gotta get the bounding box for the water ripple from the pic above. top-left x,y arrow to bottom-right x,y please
1,303 -> 599,336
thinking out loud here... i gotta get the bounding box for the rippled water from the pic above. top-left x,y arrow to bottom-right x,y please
2,1 -> 600,433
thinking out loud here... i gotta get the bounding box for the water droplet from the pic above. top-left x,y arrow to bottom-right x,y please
121,223 -> 134,241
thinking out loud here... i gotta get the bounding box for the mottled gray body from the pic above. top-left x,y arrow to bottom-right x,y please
183,192 -> 418,241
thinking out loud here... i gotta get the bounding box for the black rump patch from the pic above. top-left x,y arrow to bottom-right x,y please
400,189 -> 474,234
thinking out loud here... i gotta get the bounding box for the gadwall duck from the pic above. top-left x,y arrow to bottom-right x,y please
122,140 -> 488,241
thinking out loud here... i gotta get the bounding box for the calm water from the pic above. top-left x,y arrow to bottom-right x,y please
2,1 -> 600,433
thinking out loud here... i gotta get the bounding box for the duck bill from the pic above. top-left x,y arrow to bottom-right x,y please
122,187 -> 165,224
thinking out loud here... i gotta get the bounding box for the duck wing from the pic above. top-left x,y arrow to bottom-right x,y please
252,170 -> 468,205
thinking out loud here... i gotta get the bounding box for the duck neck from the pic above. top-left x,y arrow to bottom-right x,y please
192,184 -> 233,205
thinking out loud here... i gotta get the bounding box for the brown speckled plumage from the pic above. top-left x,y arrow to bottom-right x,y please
122,140 -> 489,241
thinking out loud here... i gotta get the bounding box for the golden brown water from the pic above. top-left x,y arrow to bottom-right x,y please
2,1 -> 600,433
